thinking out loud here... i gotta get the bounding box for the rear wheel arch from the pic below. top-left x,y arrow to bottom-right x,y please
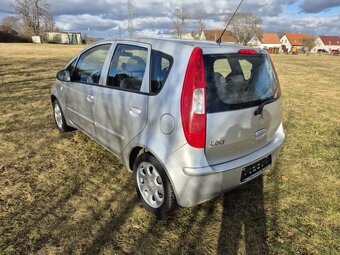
128,146 -> 167,175
133,152 -> 177,216
128,146 -> 180,203
129,146 -> 144,171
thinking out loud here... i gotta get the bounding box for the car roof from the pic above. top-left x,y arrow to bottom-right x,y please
102,36 -> 227,46
101,37 -> 265,53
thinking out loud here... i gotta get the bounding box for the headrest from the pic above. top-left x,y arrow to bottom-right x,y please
126,56 -> 146,72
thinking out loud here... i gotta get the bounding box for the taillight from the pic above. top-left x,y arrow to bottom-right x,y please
180,47 -> 206,148
238,49 -> 257,55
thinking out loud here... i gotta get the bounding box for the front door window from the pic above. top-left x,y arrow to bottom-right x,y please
73,44 -> 111,85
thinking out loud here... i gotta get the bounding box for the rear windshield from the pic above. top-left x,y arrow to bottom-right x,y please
204,53 -> 280,113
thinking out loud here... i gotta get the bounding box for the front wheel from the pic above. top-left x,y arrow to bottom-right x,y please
52,99 -> 74,132
133,153 -> 176,217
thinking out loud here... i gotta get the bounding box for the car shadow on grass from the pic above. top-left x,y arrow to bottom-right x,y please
217,176 -> 269,255
167,175 -> 270,255
120,175 -> 270,255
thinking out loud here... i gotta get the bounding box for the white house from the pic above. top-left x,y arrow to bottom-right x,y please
180,32 -> 200,40
311,36 -> 340,53
280,33 -> 312,52
247,33 -> 281,53
179,30 -> 235,43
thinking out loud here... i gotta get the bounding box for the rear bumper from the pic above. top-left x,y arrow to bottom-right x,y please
163,125 -> 285,207
183,129 -> 285,176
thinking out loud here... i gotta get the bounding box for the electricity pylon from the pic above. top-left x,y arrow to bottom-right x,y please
127,0 -> 133,37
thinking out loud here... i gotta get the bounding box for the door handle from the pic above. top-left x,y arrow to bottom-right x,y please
86,95 -> 95,104
129,107 -> 142,118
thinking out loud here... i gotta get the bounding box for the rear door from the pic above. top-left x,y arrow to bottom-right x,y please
204,52 -> 282,165
64,43 -> 111,136
94,42 -> 150,155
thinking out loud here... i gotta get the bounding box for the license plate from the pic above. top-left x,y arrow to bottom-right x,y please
240,155 -> 272,182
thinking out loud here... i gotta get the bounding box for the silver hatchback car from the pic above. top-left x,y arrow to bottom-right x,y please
51,38 -> 285,216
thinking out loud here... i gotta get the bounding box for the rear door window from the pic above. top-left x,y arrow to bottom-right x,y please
204,54 -> 280,113
106,44 -> 148,92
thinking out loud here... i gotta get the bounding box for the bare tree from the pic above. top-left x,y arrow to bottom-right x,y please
41,12 -> 58,32
302,37 -> 316,52
13,0 -> 56,36
193,10 -> 206,36
225,12 -> 263,45
0,16 -> 20,34
171,7 -> 189,38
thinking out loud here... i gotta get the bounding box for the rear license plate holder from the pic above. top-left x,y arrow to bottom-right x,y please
241,155 -> 272,182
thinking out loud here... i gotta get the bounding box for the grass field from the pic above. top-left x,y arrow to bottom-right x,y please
0,43 -> 339,255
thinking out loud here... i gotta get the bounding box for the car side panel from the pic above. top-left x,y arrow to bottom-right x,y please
93,42 -> 151,155
121,45 -> 195,167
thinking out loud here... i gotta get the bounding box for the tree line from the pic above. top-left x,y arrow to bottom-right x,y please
0,0 -> 57,39
171,6 -> 263,45
2,1 -> 264,46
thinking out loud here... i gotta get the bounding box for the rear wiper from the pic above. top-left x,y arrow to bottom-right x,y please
254,98 -> 277,116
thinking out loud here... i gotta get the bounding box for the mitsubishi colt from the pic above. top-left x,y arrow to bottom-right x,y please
51,38 -> 285,216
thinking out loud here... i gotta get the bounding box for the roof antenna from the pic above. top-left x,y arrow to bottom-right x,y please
216,0 -> 244,43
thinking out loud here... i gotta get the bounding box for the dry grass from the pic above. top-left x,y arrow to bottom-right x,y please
0,43 -> 339,255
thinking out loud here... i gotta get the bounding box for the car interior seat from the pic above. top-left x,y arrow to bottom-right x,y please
120,56 -> 146,90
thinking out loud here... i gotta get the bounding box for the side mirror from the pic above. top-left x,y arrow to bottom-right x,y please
56,70 -> 71,82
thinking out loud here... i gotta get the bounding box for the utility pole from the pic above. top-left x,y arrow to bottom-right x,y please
127,0 -> 133,37
118,23 -> 122,37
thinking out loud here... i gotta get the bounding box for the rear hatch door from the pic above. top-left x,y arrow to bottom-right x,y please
204,51 -> 281,165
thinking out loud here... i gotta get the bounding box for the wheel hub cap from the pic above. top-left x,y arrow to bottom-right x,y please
136,162 -> 165,208
54,104 -> 63,129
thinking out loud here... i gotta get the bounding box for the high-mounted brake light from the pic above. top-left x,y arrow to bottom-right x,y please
180,47 -> 206,148
238,49 -> 257,55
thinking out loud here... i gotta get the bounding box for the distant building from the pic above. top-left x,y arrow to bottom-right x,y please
179,30 -> 235,43
181,32 -> 201,40
311,36 -> 340,53
280,33 -> 313,52
247,33 -> 281,53
201,29 -> 235,43
46,32 -> 82,44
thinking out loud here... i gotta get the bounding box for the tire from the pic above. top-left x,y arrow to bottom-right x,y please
52,99 -> 74,132
133,153 -> 176,217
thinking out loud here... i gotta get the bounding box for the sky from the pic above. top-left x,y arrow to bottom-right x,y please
0,0 -> 339,38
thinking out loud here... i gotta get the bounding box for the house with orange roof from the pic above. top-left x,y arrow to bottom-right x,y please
311,36 -> 340,53
280,33 -> 313,52
247,33 -> 281,53
201,29 -> 235,43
